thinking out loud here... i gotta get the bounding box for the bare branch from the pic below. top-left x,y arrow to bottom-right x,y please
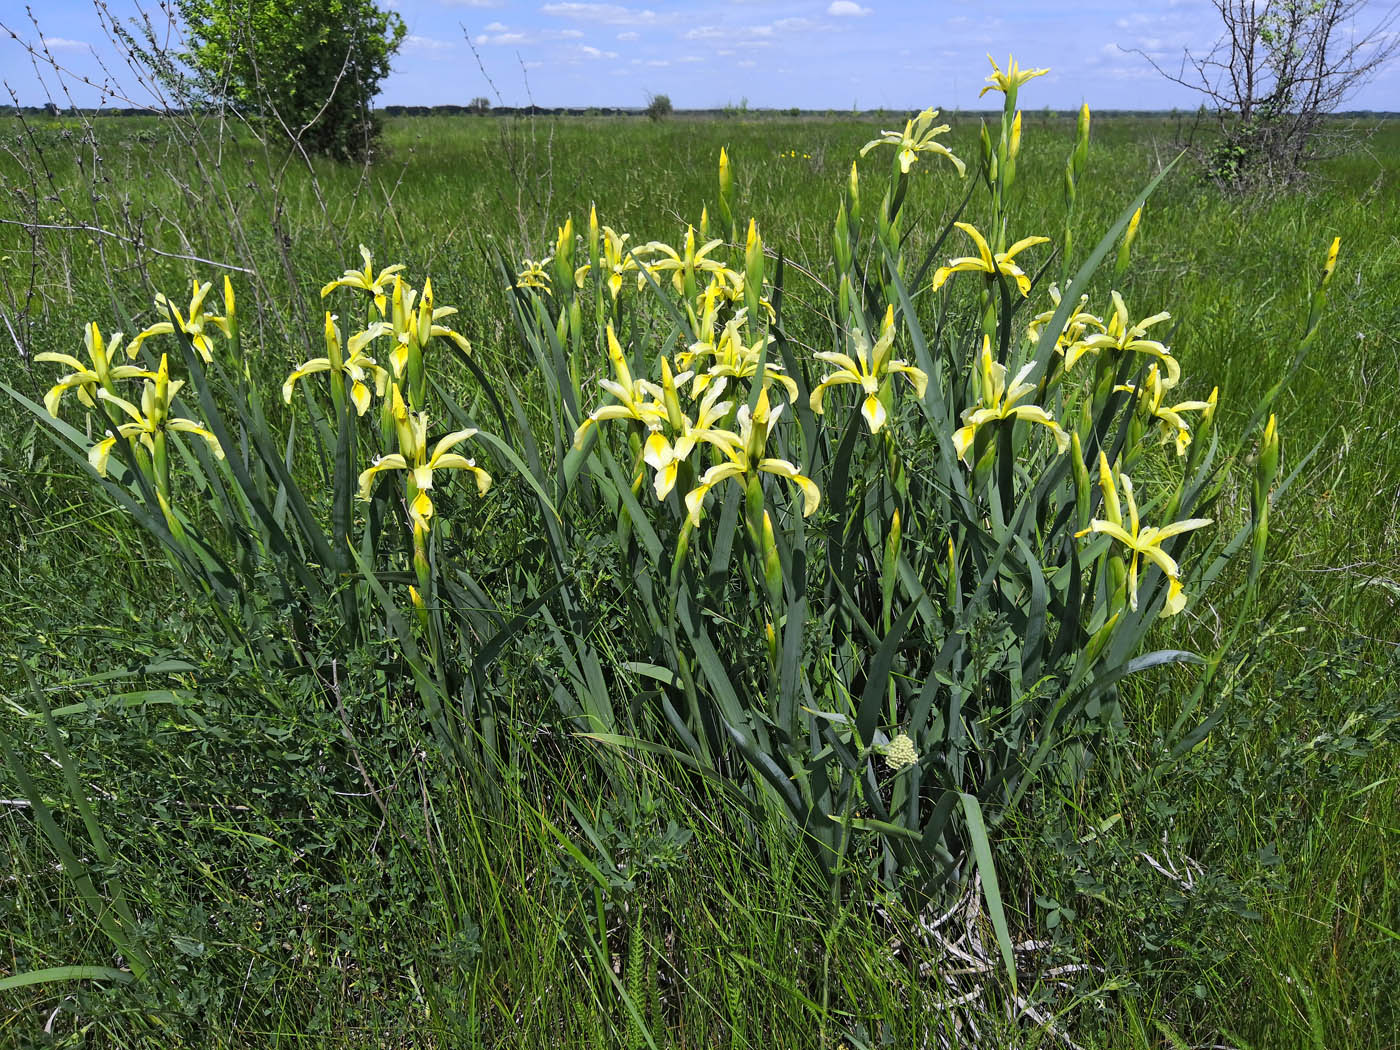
1132,0 -> 1400,185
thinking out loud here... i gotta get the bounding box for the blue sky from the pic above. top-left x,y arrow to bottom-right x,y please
1,1 -> 1396,111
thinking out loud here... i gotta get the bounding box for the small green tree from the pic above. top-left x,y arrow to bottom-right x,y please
176,0 -> 406,161
645,93 -> 673,121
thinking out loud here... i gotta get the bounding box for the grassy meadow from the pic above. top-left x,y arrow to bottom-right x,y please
1,108 -> 1398,1048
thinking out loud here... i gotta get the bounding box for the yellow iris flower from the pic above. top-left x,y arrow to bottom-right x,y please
932,222 -> 1050,297
283,312 -> 391,416
126,279 -> 232,363
980,54 -> 1050,97
953,336 -> 1069,463
642,365 -> 741,501
38,323 -> 154,417
572,324 -> 668,446
1026,284 -> 1105,351
321,244 -> 406,317
689,315 -> 799,403
684,388 -> 820,526
642,226 -> 728,294
1114,364 -> 1217,456
515,259 -> 552,290
1062,291 -> 1180,386
683,273 -> 775,340
860,108 -> 966,176
387,276 -> 471,378
88,354 -> 223,476
809,304 -> 928,433
357,391 -> 490,530
1076,453 -> 1212,616
574,226 -> 654,299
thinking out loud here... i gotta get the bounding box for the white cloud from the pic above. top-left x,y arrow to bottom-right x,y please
827,1 -> 872,15
557,28 -> 585,37
689,20 -> 798,40
439,0 -> 502,7
405,35 -> 453,50
617,30 -> 639,40
579,44 -> 620,58
478,31 -> 530,44
541,3 -> 660,24
484,21 -> 508,31
42,37 -> 89,50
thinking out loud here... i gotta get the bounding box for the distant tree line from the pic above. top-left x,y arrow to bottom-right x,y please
8,104 -> 1397,120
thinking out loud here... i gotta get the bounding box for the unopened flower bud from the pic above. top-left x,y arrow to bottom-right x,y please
553,217 -> 575,292
1322,236 -> 1340,287
1116,206 -> 1142,276
222,275 -> 237,345
1074,103 -> 1090,173
847,160 -> 861,230
1257,413 -> 1280,493
1071,431 -> 1091,532
323,312 -> 343,371
718,147 -> 734,232
881,509 -> 902,625
761,511 -> 782,601
833,200 -> 852,273
744,219 -> 764,319
588,204 -> 600,270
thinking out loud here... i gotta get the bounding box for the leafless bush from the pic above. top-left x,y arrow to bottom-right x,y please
1132,0 -> 1400,186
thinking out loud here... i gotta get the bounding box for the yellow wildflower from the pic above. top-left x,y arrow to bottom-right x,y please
1062,291 -> 1180,387
980,54 -> 1049,98
860,107 -> 966,176
321,244 -> 406,317
932,222 -> 1049,297
127,279 -> 232,363
37,323 -> 154,417
953,336 -> 1069,463
1114,364 -> 1216,456
89,354 -> 223,476
810,305 -> 928,433
683,388 -> 819,526
1076,453 -> 1212,616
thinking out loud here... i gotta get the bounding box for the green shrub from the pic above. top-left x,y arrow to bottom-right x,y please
174,0 -> 406,161
646,94 -> 674,122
